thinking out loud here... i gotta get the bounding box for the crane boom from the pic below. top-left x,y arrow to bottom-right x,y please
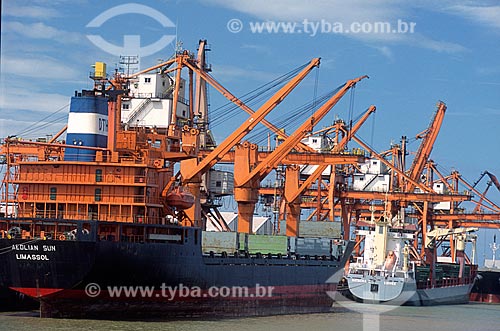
181,58 -> 315,153
485,171 -> 500,192
407,101 -> 446,192
48,125 -> 68,143
237,75 -> 368,187
473,171 -> 500,213
182,58 -> 321,181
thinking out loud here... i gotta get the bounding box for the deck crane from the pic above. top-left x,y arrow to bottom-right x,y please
473,171 -> 500,213
233,75 -> 368,235
474,181 -> 494,213
476,171 -> 500,194
283,105 -> 376,235
179,58 -> 321,225
464,170 -> 496,213
406,101 -> 446,193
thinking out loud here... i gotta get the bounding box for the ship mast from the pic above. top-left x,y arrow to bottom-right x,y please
491,235 -> 498,268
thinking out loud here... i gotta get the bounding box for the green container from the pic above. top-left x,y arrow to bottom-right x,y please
202,231 -> 239,253
247,234 -> 288,255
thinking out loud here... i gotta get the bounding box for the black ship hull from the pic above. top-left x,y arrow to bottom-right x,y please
0,226 -> 354,318
0,286 -> 37,312
470,269 -> 500,303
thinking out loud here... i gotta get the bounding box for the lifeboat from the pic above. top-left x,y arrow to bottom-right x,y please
166,188 -> 195,210
384,250 -> 397,270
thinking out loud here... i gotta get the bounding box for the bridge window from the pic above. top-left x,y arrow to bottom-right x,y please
49,187 -> 57,200
95,188 -> 102,202
96,169 -> 103,182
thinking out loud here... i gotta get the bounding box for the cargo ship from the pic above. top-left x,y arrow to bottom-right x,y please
339,211 -> 478,306
0,42 -> 357,318
470,235 -> 500,303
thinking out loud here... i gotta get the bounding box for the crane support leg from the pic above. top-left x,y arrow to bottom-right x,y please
236,201 -> 257,233
234,142 -> 259,233
184,181 -> 202,227
285,203 -> 301,237
341,200 -> 350,241
284,165 -> 301,236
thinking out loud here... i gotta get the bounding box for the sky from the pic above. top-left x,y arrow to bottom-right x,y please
1,1 -> 499,259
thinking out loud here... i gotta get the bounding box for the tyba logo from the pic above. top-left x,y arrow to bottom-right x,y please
86,3 -> 175,57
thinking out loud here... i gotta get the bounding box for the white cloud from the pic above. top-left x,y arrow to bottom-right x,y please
373,46 -> 394,60
4,21 -> 82,44
1,56 -> 80,81
3,3 -> 60,19
319,58 -> 335,70
0,85 -> 69,137
448,4 -> 500,30
0,86 -> 70,114
408,35 -> 467,53
208,0 -> 404,23
412,1 -> 500,30
0,117 -> 67,139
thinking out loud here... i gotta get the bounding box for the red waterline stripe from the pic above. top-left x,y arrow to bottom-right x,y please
10,284 -> 338,301
10,287 -> 64,298
470,293 -> 500,303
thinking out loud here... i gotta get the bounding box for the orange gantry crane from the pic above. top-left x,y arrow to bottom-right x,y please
179,58 -> 321,226
232,75 -> 368,235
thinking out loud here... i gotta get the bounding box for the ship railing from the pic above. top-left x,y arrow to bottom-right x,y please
349,263 -> 415,279
159,92 -> 190,106
130,93 -> 153,99
12,210 -> 168,225
0,217 -> 197,243
417,274 -> 476,289
0,217 -> 97,241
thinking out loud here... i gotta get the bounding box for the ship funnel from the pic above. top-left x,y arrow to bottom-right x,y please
64,94 -> 108,161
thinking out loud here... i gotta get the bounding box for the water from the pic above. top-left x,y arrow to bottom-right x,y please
0,303 -> 498,331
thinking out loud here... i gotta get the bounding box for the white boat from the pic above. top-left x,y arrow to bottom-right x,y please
341,211 -> 478,306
